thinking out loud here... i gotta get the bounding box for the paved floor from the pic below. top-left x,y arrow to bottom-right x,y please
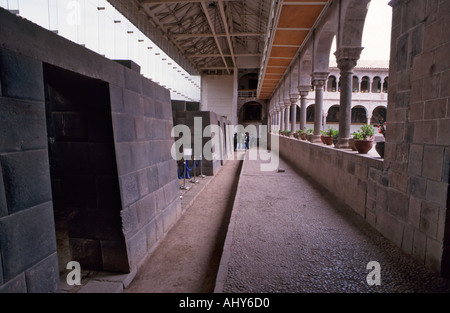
215,150 -> 450,293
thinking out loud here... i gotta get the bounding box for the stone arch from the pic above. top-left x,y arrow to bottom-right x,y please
351,105 -> 368,124
383,77 -> 389,93
298,46 -> 313,88
372,76 -> 382,93
326,105 -> 340,123
312,17 -> 337,73
353,76 -> 360,92
306,104 -> 315,122
370,106 -> 387,125
361,76 -> 370,93
337,0 -> 372,48
238,72 -> 259,91
327,75 -> 337,92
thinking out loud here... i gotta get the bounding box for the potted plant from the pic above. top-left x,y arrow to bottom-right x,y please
331,129 -> 339,146
375,120 -> 386,158
306,128 -> 314,142
322,127 -> 335,145
352,124 -> 376,154
299,128 -> 308,140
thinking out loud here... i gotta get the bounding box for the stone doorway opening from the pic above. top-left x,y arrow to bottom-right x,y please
43,64 -> 129,278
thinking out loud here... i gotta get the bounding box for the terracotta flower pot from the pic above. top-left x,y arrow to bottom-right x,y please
320,135 -> 325,144
323,136 -> 333,145
354,140 -> 374,154
300,134 -> 307,140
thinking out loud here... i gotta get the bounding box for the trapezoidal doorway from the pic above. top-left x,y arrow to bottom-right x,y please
43,63 -> 129,275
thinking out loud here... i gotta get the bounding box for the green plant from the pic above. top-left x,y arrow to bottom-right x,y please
353,124 -> 376,140
331,129 -> 339,139
306,128 -> 313,135
323,127 -> 336,137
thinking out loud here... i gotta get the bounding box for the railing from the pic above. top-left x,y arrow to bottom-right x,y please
238,90 -> 257,98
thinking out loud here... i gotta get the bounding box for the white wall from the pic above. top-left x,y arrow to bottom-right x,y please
201,74 -> 237,125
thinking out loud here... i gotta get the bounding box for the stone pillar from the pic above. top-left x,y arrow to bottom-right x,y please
290,94 -> 299,133
284,99 -> 291,132
279,105 -> 285,132
298,85 -> 310,131
334,47 -> 363,149
311,73 -> 328,143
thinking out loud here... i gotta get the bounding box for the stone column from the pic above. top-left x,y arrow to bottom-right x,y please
311,72 -> 329,143
279,104 -> 285,132
284,99 -> 291,132
290,94 -> 299,133
298,85 -> 310,131
334,47 -> 363,149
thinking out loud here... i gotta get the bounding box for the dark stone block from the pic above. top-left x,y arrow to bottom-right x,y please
100,240 -> 129,272
143,96 -> 155,118
0,202 -> 56,282
121,204 -> 139,237
172,100 -> 186,111
0,47 -> 44,101
0,273 -> 26,293
147,166 -> 159,193
131,142 -> 150,171
142,78 -> 155,99
25,253 -> 59,293
186,102 -> 200,111
109,84 -> 124,113
0,98 -> 47,153
112,113 -> 136,143
119,173 -> 140,207
124,68 -> 142,94
123,89 -> 143,116
69,238 -> 102,271
0,168 -> 7,218
154,100 -> 165,120
114,142 -> 135,176
147,141 -> 161,165
157,162 -> 171,188
0,150 -> 52,213
136,193 -> 157,227
397,33 -> 409,72
113,60 -> 141,73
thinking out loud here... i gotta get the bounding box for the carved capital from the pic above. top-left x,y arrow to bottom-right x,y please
289,94 -> 299,104
298,85 -> 311,97
311,72 -> 329,87
334,47 -> 364,72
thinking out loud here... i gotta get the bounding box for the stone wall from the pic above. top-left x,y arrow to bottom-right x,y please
0,47 -> 59,293
173,110 -> 231,176
0,7 -> 181,292
276,0 -> 450,277
385,0 -> 450,275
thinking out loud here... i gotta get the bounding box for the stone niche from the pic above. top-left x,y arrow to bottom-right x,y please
0,7 -> 181,292
172,110 -> 232,177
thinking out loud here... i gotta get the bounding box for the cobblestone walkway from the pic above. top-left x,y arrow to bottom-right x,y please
215,150 -> 450,293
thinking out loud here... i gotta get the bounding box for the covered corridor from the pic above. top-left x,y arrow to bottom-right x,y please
1,0 -> 450,295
